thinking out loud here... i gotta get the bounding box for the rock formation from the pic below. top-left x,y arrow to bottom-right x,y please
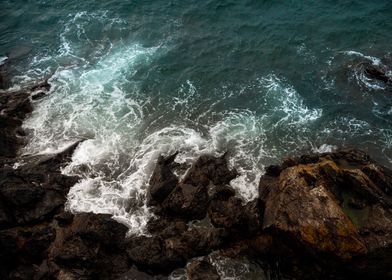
0,72 -> 391,279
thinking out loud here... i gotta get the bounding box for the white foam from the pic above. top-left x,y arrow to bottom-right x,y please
342,50 -> 390,90
21,14 -> 324,235
312,143 -> 337,153
0,56 -> 7,65
258,74 -> 323,125
343,50 -> 382,66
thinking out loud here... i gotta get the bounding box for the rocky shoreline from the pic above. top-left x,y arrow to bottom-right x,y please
0,76 -> 391,279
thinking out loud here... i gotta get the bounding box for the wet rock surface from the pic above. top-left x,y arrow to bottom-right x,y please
259,150 -> 392,279
187,258 -> 220,280
0,78 -> 392,279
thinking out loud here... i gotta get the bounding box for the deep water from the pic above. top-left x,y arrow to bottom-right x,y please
1,0 -> 391,241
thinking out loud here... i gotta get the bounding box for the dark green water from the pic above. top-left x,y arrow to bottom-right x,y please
1,0 -> 391,238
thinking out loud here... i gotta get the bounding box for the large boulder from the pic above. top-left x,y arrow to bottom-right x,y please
259,149 -> 392,279
49,213 -> 129,278
0,142 -> 81,229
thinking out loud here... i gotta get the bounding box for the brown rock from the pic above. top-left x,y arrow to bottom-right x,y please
161,183 -> 208,220
187,259 -> 220,280
259,149 -> 392,278
49,213 -> 129,278
182,154 -> 237,187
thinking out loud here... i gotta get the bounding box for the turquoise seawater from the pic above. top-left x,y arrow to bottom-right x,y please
1,1 -> 391,240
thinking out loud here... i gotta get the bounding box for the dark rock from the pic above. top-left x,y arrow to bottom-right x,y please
364,64 -> 391,83
0,56 -> 9,89
55,211 -> 75,227
1,183 -> 44,206
50,213 -> 129,278
116,267 -> 158,280
147,153 -> 179,206
146,216 -> 187,239
0,142 -> 81,229
0,78 -> 53,159
126,226 -> 226,274
0,224 -> 56,279
1,82 -> 391,280
161,183 -> 208,220
31,79 -> 51,92
208,195 -> 263,236
126,235 -> 184,273
187,259 -> 220,280
31,90 -> 47,100
182,154 -> 237,187
0,90 -> 33,158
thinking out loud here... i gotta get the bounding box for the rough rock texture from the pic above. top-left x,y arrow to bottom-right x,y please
1,75 -> 392,279
0,56 -> 9,89
48,213 -> 129,279
363,63 -> 391,83
0,80 -> 162,280
259,150 -> 392,279
0,79 -> 50,159
0,148 -> 82,279
147,153 -> 179,206
187,258 -> 220,280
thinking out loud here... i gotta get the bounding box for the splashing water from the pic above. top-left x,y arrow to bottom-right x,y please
0,2 -> 389,233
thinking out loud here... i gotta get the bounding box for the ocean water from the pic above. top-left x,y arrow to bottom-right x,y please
1,0 -> 392,239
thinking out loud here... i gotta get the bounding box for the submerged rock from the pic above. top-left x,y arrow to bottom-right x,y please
364,63 -> 391,83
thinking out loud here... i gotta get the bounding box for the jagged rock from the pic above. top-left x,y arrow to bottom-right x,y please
0,90 -> 33,158
364,64 -> 391,83
187,258 -> 220,280
1,84 -> 391,280
0,78 -> 51,159
148,154 -> 238,221
208,186 -> 263,236
49,213 -> 129,279
259,149 -> 392,279
147,216 -> 187,239
0,56 -> 9,89
182,154 -> 237,187
147,153 -> 179,206
126,226 -> 226,274
0,224 -> 56,280
0,142 -> 81,228
161,183 -> 208,220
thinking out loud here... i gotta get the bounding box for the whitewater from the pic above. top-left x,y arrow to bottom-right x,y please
0,4 -> 390,235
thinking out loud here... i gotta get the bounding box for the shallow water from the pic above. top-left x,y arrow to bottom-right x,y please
1,1 -> 391,237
